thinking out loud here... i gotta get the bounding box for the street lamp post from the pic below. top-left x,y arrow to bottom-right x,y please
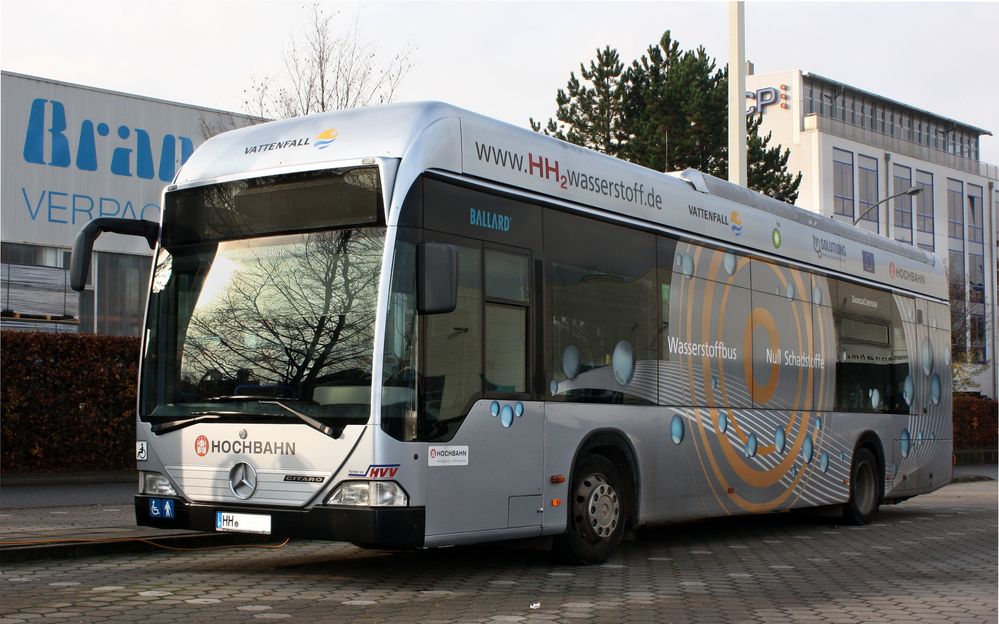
853,186 -> 923,226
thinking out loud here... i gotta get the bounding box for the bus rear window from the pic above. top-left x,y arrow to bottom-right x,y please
164,167 -> 381,245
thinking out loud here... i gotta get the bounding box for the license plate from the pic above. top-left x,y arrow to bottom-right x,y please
215,511 -> 271,534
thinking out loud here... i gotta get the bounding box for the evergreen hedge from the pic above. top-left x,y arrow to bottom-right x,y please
1,331 -> 140,473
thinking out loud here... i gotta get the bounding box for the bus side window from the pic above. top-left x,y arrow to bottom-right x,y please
544,210 -> 656,405
831,280 -> 894,413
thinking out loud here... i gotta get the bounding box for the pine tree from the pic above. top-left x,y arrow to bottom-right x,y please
529,47 -> 626,156
532,31 -> 802,203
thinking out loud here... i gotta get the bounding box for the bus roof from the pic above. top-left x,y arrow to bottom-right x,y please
173,101 -> 947,301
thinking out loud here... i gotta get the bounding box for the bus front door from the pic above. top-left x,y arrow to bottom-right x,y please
423,243 -> 544,539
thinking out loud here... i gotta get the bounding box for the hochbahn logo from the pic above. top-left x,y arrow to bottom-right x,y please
193,434 -> 296,457
888,262 -> 926,285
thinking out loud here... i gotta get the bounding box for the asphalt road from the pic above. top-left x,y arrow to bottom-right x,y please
1,480 -> 995,624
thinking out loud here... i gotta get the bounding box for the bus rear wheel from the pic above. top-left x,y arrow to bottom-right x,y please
554,455 -> 625,565
843,447 -> 880,525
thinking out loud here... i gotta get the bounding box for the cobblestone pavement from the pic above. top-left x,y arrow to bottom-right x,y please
1,481 -> 995,624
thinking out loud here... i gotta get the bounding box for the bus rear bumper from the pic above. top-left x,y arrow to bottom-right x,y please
135,495 -> 425,549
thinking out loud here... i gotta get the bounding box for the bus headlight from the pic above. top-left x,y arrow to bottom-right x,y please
141,472 -> 177,496
327,481 -> 408,507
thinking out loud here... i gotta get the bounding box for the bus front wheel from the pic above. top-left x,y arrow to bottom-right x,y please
554,454 -> 624,565
843,447 -> 880,525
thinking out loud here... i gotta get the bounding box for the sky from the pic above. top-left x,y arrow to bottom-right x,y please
3,0 -> 998,164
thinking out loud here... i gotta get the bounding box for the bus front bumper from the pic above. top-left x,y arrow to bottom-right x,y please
135,495 -> 425,549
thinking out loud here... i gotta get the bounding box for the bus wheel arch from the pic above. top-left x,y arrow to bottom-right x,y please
555,430 -> 639,564
844,432 -> 885,525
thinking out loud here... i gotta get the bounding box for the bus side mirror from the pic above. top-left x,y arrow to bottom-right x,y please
70,218 -> 160,292
417,242 -> 457,315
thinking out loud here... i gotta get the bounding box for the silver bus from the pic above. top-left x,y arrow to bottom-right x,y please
71,102 -> 952,564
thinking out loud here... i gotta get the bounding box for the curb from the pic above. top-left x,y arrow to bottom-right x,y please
0,531 -> 281,564
950,474 -> 996,484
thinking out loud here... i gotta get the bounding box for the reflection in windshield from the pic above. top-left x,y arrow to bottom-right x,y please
142,228 -> 384,423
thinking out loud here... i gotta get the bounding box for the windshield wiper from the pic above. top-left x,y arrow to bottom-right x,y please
147,402 -> 340,438
204,395 -> 304,402
261,400 -> 338,438
150,412 -> 229,434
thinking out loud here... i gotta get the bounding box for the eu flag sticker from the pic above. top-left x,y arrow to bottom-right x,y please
862,251 -> 875,274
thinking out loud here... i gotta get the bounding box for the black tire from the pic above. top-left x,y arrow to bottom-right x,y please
843,447 -> 880,525
554,454 -> 626,565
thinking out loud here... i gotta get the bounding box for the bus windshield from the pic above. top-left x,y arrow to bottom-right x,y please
140,168 -> 385,427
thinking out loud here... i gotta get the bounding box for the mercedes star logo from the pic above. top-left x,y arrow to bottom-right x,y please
228,462 -> 257,500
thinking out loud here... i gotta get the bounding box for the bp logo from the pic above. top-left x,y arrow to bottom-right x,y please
314,128 -> 338,150
771,226 -> 782,249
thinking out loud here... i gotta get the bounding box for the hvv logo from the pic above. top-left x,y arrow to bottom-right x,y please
22,99 -> 195,182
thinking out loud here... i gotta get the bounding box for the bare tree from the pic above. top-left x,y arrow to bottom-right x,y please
182,228 -> 382,400
946,258 -> 990,392
244,3 -> 414,120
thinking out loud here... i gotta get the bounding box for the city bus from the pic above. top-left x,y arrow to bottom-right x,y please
71,102 -> 952,564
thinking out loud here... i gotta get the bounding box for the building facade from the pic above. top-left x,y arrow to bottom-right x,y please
1,72 -> 260,335
747,69 -> 998,398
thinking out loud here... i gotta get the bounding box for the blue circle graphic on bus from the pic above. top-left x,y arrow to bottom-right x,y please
745,433 -> 758,458
550,380 -> 559,395
920,337 -> 933,376
786,281 -> 795,300
500,404 -> 514,428
490,401 -> 500,417
670,415 -> 684,444
774,427 -> 786,454
612,340 -> 635,385
819,452 -> 829,473
869,388 -> 881,411
929,374 -> 941,405
802,435 -> 814,464
562,345 -> 581,380
723,253 -> 737,276
902,375 -> 914,407
717,412 -> 728,434
514,402 -> 524,417
678,254 -> 694,277
815,417 -> 822,431
812,285 -> 823,306
900,429 -> 911,458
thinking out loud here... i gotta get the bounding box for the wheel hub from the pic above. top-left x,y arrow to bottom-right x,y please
576,474 -> 619,539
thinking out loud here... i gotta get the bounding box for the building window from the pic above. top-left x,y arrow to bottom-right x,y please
803,80 -> 981,159
969,313 -> 986,363
893,164 -> 913,245
833,148 -> 854,219
947,179 -> 964,240
0,243 -> 66,268
857,155 -> 879,228
949,248 -> 967,359
914,170 -> 934,251
968,253 -> 985,305
967,185 -> 984,244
